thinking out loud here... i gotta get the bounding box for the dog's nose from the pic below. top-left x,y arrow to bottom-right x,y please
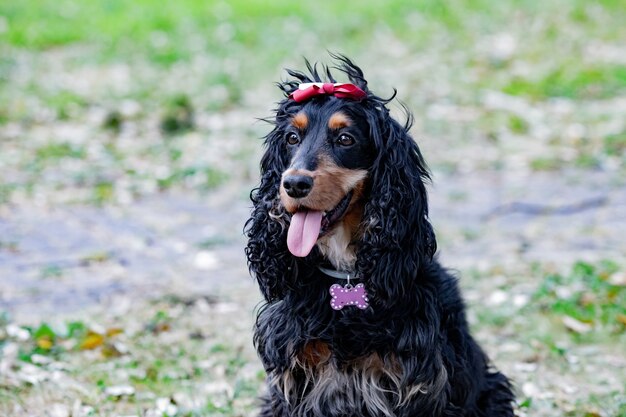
282,175 -> 313,198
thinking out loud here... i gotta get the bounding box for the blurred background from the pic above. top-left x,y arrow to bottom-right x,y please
0,0 -> 625,416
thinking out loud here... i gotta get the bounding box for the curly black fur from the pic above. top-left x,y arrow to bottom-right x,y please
245,55 -> 515,417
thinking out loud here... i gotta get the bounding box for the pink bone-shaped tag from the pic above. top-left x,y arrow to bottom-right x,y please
329,283 -> 369,310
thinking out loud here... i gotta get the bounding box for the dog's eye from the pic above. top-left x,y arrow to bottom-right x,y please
336,134 -> 355,147
286,133 -> 300,145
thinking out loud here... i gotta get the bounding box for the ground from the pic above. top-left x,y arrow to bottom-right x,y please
1,1 -> 625,416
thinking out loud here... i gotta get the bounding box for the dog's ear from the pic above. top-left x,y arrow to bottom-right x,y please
245,116 -> 296,302
356,107 -> 436,309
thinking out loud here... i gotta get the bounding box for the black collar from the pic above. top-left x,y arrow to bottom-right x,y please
318,265 -> 356,280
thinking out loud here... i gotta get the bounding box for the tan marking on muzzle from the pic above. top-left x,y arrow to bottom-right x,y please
280,155 -> 367,214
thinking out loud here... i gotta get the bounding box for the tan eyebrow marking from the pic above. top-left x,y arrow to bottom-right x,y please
328,112 -> 351,130
291,112 -> 308,130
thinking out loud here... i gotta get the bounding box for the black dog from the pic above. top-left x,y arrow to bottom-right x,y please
245,55 -> 515,417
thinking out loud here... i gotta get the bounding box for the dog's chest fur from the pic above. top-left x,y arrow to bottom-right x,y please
275,341 -> 429,417
316,222 -> 356,271
316,206 -> 363,271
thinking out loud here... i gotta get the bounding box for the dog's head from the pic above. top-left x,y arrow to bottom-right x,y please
277,85 -> 375,259
247,55 -> 436,306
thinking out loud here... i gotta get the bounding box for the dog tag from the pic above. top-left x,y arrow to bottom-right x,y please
329,283 -> 369,310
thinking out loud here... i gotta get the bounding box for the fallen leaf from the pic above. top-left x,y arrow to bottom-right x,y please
37,337 -> 54,350
101,342 -> 126,358
562,315 -> 592,333
30,354 -> 52,365
105,385 -> 135,397
521,382 -> 538,397
609,272 -> 626,286
6,324 -> 30,341
579,292 -> 596,306
80,332 -> 105,350
49,403 -> 69,417
155,397 -> 178,416
194,251 -> 219,270
106,327 -> 124,337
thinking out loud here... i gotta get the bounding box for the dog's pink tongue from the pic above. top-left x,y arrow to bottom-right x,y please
287,210 -> 323,257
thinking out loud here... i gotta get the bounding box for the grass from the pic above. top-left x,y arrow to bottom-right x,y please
0,295 -> 263,416
1,0 -> 626,205
604,132 -> 626,156
0,1 -> 489,50
503,65 -> 626,100
473,261 -> 626,344
468,260 -> 626,416
533,261 -> 626,338
35,143 -> 86,160
2,260 -> 625,416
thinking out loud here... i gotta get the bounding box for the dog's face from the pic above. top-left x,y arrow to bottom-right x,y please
247,56 -> 436,304
277,98 -> 376,258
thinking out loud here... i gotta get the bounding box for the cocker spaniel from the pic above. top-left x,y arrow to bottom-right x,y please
245,55 -> 515,417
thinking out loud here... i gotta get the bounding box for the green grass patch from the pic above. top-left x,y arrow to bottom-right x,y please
0,300 -> 262,416
0,184 -> 16,204
7,0 -> 618,58
530,154 -> 603,171
160,94 -> 194,135
43,90 -> 88,120
156,166 -> 227,191
530,157 -> 564,171
93,181 -> 114,204
196,236 -> 230,249
604,132 -> 626,156
507,114 -> 530,134
533,260 -> 626,335
0,0 -> 467,49
564,392 -> 626,417
40,264 -> 63,278
1,0 -> 404,50
13,321 -> 117,362
503,65 -> 626,100
35,143 -> 86,160
574,153 -> 601,169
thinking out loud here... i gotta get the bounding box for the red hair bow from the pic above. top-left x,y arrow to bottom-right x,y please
289,82 -> 367,102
